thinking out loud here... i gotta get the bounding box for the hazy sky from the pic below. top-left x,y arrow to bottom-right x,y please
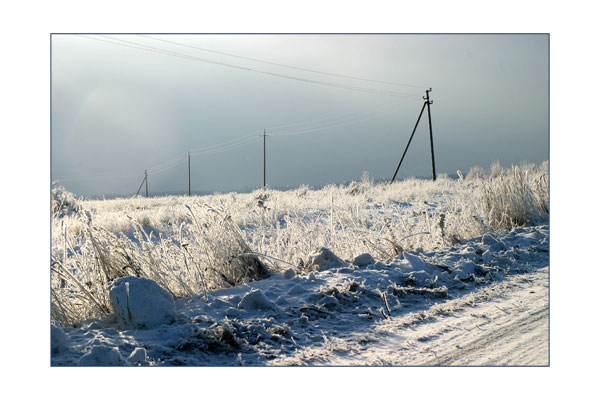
51,34 -> 548,197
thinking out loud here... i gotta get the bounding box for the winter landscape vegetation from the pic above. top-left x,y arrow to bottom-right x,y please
51,161 -> 549,366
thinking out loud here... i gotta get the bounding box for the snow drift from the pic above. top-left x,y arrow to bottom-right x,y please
109,276 -> 177,329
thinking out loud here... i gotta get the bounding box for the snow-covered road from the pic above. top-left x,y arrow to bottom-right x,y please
329,266 -> 549,366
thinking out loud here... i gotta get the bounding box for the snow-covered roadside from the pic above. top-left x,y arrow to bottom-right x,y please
309,266 -> 548,366
51,223 -> 549,366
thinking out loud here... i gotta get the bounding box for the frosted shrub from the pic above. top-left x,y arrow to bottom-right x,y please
466,165 -> 487,180
52,184 -> 81,217
182,204 -> 271,288
347,171 -> 374,195
294,185 -> 310,198
51,206 -> 270,326
481,162 -> 549,230
490,160 -> 503,178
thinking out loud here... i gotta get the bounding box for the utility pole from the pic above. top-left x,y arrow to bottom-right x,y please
390,88 -> 438,183
145,169 -> 148,198
187,151 -> 191,196
425,88 -> 437,181
262,129 -> 268,188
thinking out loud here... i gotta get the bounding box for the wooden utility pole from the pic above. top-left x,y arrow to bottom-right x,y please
145,169 -> 148,198
187,152 -> 191,196
262,129 -> 267,188
390,88 -> 437,183
425,88 -> 437,181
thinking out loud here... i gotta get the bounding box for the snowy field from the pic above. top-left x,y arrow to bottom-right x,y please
51,162 -> 549,366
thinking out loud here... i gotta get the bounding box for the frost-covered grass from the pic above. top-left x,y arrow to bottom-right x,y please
51,162 -> 548,327
471,161 -> 549,230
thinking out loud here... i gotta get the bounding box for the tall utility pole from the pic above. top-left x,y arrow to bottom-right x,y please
425,88 -> 437,181
390,88 -> 437,183
262,129 -> 268,188
187,152 -> 191,196
145,169 -> 149,198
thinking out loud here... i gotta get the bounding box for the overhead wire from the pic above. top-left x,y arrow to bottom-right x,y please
188,132 -> 259,154
137,34 -> 429,90
264,111 -> 362,131
77,34 -> 424,99
267,101 -> 398,137
270,110 -> 391,137
146,152 -> 188,172
190,136 -> 260,156
147,155 -> 188,175
270,114 -> 373,136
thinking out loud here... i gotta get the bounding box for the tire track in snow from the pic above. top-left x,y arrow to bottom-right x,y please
400,267 -> 549,366
430,307 -> 548,366
320,266 -> 549,366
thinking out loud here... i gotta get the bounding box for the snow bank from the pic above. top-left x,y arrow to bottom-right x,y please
304,247 -> 346,271
78,345 -> 127,366
452,260 -> 479,280
403,251 -> 435,273
353,253 -> 375,267
482,233 -> 505,251
109,276 -> 177,329
51,323 -> 69,354
127,347 -> 148,365
282,268 -> 296,279
238,289 -> 278,310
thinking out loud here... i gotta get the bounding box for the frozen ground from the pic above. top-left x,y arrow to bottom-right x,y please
51,223 -> 549,366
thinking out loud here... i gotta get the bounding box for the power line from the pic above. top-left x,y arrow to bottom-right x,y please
263,111 -> 360,131
137,34 -> 429,90
188,132 -> 259,154
147,155 -> 188,175
147,152 -> 188,173
77,34 -> 423,99
271,111 -> 388,137
191,136 -> 260,156
265,101 -> 399,137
